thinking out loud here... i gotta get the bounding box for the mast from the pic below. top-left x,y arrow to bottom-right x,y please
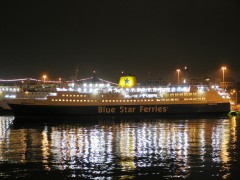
74,64 -> 79,82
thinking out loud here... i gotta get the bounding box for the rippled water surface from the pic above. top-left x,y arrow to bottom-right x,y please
0,115 -> 240,179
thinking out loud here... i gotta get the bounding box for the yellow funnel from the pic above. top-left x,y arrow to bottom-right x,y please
118,76 -> 137,88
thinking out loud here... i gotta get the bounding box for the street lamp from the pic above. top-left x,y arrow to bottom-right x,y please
234,89 -> 238,105
231,89 -> 238,106
221,66 -> 226,87
42,75 -> 47,84
176,69 -> 180,86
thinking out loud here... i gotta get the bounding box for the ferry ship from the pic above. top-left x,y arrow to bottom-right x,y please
3,76 -> 231,117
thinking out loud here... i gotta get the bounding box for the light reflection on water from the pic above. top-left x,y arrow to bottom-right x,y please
0,116 -> 239,179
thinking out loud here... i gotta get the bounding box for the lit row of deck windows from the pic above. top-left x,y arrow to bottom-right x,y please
158,97 -> 206,101
62,94 -> 87,97
51,97 -> 206,102
0,87 -> 20,92
60,93 -> 201,99
168,92 -> 199,97
51,99 -> 97,102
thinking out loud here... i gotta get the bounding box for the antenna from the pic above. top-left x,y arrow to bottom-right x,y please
74,64 -> 79,81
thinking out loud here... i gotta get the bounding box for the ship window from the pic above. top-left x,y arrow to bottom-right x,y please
55,99 -> 58,101
151,99 -> 153,101
84,100 -> 86,102
171,98 -> 174,101
105,100 -> 108,102
84,95 -> 86,97
77,95 -> 79,97
189,98 -> 192,100
80,95 -> 83,97
170,94 -> 174,97
62,99 -> 65,101
73,95 -> 76,97
123,100 -> 125,102
62,94 -> 65,97
66,99 -> 68,102
70,95 -> 72,97
80,100 -> 83,102
127,100 -> 129,102
179,93 -> 183,96
51,99 -> 54,101
59,99 -> 61,101
116,100 -> 118,102
119,100 -> 122,102
76,100 -> 79,102
166,99 -> 170,101
91,100 -> 93,102
134,100 -> 136,102
113,100 -> 115,102
87,100 -> 90,102
175,98 -> 179,101
73,100 -> 76,102
184,98 -> 188,101
70,99 -> 72,102
109,100 -> 112,102
66,94 -> 68,97
102,95 -> 104,97
202,97 -> 206,100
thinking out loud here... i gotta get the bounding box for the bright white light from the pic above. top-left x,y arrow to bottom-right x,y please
4,95 -> 16,98
49,93 -> 57,96
93,89 -> 98,94
183,87 -> 188,92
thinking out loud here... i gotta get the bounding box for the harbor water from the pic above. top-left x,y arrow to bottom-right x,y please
0,115 -> 240,179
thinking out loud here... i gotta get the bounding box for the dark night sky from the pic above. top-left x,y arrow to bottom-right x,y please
0,0 -> 240,83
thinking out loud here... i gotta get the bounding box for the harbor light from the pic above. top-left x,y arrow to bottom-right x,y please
42,75 -> 47,84
221,66 -> 226,87
176,69 -> 180,85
